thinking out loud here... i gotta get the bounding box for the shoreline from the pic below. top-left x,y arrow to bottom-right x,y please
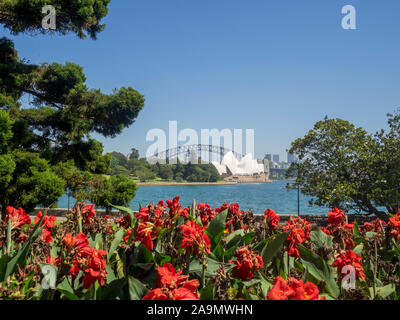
136,180 -> 282,186
136,181 -> 239,186
136,180 -> 291,186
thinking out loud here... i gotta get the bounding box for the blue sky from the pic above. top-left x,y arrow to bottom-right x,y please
3,0 -> 400,160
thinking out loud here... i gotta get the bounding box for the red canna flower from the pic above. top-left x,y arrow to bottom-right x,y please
229,246 -> 264,281
389,215 -> 400,241
143,288 -> 168,300
328,208 -> 346,227
156,262 -> 190,288
198,203 -> 216,226
267,276 -> 325,300
123,227 -> 133,243
142,263 -> 199,300
35,211 -> 57,243
321,227 -> 332,235
136,207 -> 151,222
332,249 -> 365,281
34,211 -> 56,229
116,215 -> 132,229
64,232 -> 89,250
343,223 -> 354,231
282,217 -> 311,258
45,255 -> 60,267
79,247 -> 107,289
134,219 -> 163,251
5,206 -> 31,229
216,202 -> 245,231
215,202 -> 230,214
264,209 -> 280,230
81,204 -> 97,224
180,220 -> 210,258
361,219 -> 385,233
63,233 -> 107,289
166,196 -> 188,219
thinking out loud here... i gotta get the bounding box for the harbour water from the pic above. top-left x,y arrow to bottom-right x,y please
57,180 -> 331,215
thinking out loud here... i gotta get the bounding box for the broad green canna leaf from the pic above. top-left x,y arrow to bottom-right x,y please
298,245 -> 339,298
107,228 -> 125,262
260,231 -> 290,266
128,276 -> 149,300
205,209 -> 228,250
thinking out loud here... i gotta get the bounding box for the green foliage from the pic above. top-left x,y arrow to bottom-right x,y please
0,0 -> 111,39
129,148 -> 139,160
109,153 -> 222,183
0,109 -> 65,215
52,160 -> 92,196
158,165 -> 173,180
80,175 -> 137,212
109,152 -> 128,169
0,109 -> 13,152
260,231 -> 290,266
4,151 -> 66,212
0,1 -> 144,212
287,113 -> 400,219
205,209 -> 228,250
298,245 -> 340,298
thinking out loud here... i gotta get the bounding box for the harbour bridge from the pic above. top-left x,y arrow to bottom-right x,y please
150,144 -> 245,164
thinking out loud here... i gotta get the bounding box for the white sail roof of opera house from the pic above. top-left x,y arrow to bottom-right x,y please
212,151 -> 264,176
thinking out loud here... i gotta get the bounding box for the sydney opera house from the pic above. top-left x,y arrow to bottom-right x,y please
212,152 -> 269,183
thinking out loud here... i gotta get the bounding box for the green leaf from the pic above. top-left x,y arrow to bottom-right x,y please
365,232 -> 377,238
242,278 -> 261,287
241,232 -> 255,245
200,284 -> 214,300
134,243 -> 154,264
225,229 -> 244,249
128,276 -> 149,300
260,231 -> 290,266
0,254 -> 10,281
375,284 -> 396,299
109,203 -> 135,228
90,232 -> 103,249
283,251 -> 294,276
107,228 -> 125,262
103,278 -> 127,300
223,246 -> 237,262
206,209 -> 228,249
189,257 -> 232,278
353,220 -> 360,238
6,218 -> 12,255
252,239 -> 268,252
156,252 -> 171,265
298,245 -> 339,298
259,271 -> 273,298
105,264 -> 116,283
310,226 -> 333,249
57,277 -> 79,300
353,243 -> 364,255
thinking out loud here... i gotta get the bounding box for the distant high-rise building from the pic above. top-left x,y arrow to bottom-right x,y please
264,154 -> 272,161
273,154 -> 280,163
287,153 -> 296,164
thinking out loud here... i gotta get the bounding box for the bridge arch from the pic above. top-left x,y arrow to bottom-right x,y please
149,144 -> 244,164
